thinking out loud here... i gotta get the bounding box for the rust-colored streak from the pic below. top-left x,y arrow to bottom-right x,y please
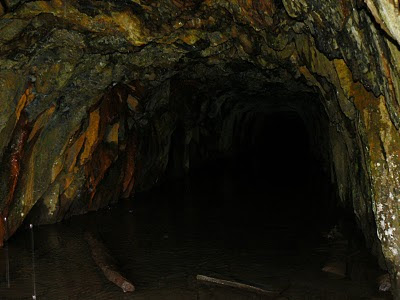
4,118 -> 29,217
65,133 -> 86,173
28,105 -> 56,142
15,83 -> 35,122
0,116 -> 30,246
82,84 -> 132,208
85,146 -> 114,208
100,88 -> 123,133
80,108 -> 101,165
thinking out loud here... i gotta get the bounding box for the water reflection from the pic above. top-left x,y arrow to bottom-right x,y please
0,160 -> 391,299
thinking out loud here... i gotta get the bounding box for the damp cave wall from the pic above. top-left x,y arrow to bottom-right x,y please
1,0 -> 400,295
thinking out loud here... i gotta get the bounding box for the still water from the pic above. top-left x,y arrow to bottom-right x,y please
0,160 -> 391,299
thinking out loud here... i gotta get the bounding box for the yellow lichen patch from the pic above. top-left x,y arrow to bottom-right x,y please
180,30 -> 202,45
334,59 -> 379,111
15,94 -> 27,121
80,109 -> 101,165
106,123 -> 119,144
0,3 -> 4,17
28,106 -> 56,142
109,11 -> 147,46
333,59 -> 354,99
65,133 -> 86,172
333,59 -> 386,165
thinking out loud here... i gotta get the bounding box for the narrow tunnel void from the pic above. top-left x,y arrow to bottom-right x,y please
224,111 -> 333,232
94,108 -> 387,298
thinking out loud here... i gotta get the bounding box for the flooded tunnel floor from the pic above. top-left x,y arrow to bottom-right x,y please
0,161 -> 392,299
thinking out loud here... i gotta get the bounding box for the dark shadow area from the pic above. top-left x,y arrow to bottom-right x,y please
93,110 -> 387,298
0,108 -> 390,299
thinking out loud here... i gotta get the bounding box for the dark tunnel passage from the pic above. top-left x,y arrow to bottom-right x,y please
93,101 -> 385,298
0,86 -> 390,299
164,109 -> 335,233
92,106 -> 386,299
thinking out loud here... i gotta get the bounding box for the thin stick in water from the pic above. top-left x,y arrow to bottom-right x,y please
196,274 -> 279,296
84,231 -> 135,293
30,224 -> 36,300
4,217 -> 10,288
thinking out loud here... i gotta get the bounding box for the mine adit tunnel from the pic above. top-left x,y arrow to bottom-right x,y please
0,0 -> 400,298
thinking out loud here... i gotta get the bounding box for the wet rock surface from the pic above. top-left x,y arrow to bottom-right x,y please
0,0 -> 400,297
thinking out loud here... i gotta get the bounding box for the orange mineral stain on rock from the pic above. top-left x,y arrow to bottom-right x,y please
127,95 -> 139,112
63,175 -> 81,200
4,119 -> 29,217
66,133 -> 86,172
180,30 -> 202,45
15,94 -> 27,121
15,84 -> 35,122
62,173 -> 75,192
334,59 -> 379,111
28,106 -> 56,142
80,109 -> 100,165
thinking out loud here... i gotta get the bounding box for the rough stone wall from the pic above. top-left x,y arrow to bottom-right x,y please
0,0 -> 400,296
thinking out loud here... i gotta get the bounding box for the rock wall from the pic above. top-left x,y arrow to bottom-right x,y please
1,0 -> 400,296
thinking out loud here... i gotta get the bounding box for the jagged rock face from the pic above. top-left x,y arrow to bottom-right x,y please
1,0 -> 400,295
